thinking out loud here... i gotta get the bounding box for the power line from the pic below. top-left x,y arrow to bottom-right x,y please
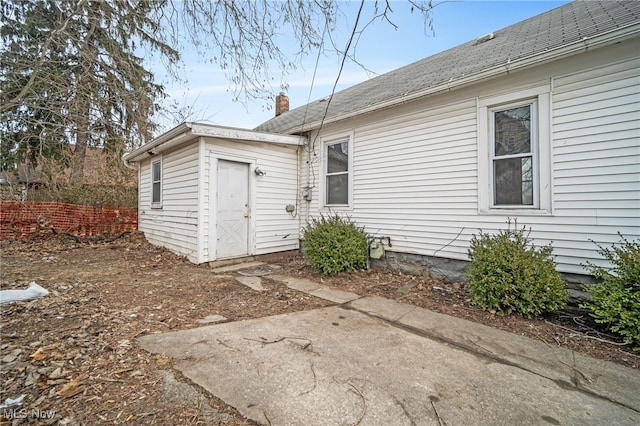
300,16 -> 328,135
301,0 -> 366,200
311,0 -> 365,145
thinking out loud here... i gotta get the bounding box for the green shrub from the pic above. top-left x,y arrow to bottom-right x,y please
581,235 -> 640,350
303,213 -> 369,275
467,220 -> 567,317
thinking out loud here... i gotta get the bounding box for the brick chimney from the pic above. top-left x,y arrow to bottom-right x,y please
275,92 -> 289,117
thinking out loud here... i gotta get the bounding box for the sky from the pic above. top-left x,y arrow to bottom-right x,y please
150,0 -> 571,134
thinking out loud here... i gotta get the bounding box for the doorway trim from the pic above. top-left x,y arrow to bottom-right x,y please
208,151 -> 257,262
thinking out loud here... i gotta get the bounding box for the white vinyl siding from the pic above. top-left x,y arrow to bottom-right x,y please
302,98 -> 481,264
139,144 -> 200,262
550,57 -> 640,269
138,135 -> 299,264
304,52 -> 640,275
203,138 -> 299,261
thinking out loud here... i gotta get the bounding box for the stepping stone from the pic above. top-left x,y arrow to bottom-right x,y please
211,261 -> 265,274
237,265 -> 278,277
396,280 -> 419,296
269,275 -> 320,292
309,287 -> 360,304
235,276 -> 265,291
197,315 -> 227,324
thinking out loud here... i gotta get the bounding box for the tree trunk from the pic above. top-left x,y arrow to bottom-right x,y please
70,97 -> 90,187
68,0 -> 101,188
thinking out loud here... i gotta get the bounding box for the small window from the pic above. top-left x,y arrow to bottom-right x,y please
325,139 -> 350,206
151,159 -> 162,207
490,102 -> 536,206
477,86 -> 551,215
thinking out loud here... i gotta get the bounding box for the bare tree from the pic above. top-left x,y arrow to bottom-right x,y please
0,0 -> 433,185
165,0 -> 434,104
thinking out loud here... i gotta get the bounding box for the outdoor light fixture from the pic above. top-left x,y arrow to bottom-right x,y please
254,167 -> 266,176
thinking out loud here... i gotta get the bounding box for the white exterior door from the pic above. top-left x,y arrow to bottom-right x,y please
216,160 -> 250,259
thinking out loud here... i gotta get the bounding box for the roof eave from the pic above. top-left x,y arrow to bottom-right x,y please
284,23 -> 640,135
189,123 -> 306,146
123,122 -> 194,163
123,123 -> 306,164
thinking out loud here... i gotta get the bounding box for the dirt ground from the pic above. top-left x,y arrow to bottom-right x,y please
1,232 -> 638,425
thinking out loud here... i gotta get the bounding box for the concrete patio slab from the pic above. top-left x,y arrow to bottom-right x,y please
156,369 -> 234,423
349,296 -> 640,412
138,301 -> 640,426
348,294 -> 418,322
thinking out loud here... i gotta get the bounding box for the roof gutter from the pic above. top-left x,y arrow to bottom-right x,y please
123,122 -> 194,165
287,23 -> 640,134
122,122 -> 306,165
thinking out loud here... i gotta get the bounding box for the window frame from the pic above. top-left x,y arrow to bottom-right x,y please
151,157 -> 162,209
321,131 -> 354,209
477,86 -> 552,215
489,99 -> 538,208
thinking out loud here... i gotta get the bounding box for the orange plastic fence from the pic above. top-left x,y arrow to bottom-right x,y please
0,201 -> 137,239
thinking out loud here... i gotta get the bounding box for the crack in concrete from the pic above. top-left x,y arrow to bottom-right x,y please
342,304 -> 640,414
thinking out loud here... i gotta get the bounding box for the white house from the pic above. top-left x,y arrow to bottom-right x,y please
125,1 -> 640,285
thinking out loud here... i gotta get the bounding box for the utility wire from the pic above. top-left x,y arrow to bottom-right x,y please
300,17 -> 328,135
311,0 -> 365,148
301,0 -> 366,197
299,17 -> 328,211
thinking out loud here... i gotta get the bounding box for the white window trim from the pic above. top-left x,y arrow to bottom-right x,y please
477,85 -> 552,215
320,130 -> 354,209
151,156 -> 162,209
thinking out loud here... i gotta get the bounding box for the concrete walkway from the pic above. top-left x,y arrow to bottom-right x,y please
138,268 -> 640,426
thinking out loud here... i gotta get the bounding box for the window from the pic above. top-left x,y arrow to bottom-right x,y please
151,159 -> 162,207
322,132 -> 353,207
491,102 -> 535,206
477,86 -> 551,214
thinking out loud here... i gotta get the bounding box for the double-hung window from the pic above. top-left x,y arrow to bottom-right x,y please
151,159 -> 162,208
478,86 -> 551,214
490,101 -> 536,206
322,132 -> 353,207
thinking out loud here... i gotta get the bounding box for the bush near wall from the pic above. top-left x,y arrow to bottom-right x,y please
303,214 -> 370,275
582,236 -> 640,350
0,200 -> 137,240
467,221 -> 568,318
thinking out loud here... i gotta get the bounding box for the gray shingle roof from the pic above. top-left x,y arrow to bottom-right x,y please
255,1 -> 640,134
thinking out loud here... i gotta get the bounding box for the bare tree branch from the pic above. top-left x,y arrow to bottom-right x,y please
1,0 -> 434,184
